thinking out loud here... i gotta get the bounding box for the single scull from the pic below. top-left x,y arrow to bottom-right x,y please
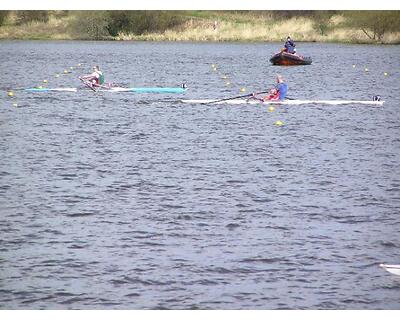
22,87 -> 187,94
181,99 -> 384,106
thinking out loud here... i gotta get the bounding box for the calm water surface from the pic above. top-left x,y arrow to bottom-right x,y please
0,41 -> 400,309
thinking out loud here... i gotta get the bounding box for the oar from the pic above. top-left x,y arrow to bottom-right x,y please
93,83 -> 115,90
79,77 -> 96,92
204,91 -> 269,105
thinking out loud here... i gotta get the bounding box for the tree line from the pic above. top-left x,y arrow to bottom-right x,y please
0,10 -> 399,42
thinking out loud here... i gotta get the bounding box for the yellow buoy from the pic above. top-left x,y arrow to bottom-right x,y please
211,64 -> 216,68
13,103 -> 18,107
77,63 -> 82,67
240,88 -> 246,92
221,75 -> 227,79
70,66 -> 74,70
38,86 -> 43,89
275,120 -> 284,126
55,74 -> 60,78
226,81 -> 231,86
365,68 -> 369,72
43,79 -> 48,83
352,64 -> 356,68
64,70 -> 68,74
7,91 -> 14,97
268,106 -> 275,112
213,68 -> 217,72
384,72 -> 388,76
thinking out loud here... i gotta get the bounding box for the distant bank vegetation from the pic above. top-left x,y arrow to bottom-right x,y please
0,10 -> 399,43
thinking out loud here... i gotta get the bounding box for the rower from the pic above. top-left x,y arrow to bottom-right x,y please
284,36 -> 296,54
274,74 -> 288,100
79,65 -> 105,87
252,75 -> 288,102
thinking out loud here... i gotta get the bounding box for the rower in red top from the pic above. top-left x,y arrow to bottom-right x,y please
252,75 -> 288,102
79,65 -> 105,87
265,88 -> 280,101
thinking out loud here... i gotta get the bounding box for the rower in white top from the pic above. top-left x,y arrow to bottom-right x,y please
79,65 -> 105,88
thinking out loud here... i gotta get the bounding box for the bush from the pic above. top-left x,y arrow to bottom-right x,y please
343,11 -> 400,41
106,11 -> 187,36
70,11 -> 111,40
312,11 -> 336,36
15,11 -> 49,25
0,11 -> 9,26
271,11 -> 314,20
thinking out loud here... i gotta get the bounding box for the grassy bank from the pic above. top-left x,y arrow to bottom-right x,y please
0,11 -> 399,44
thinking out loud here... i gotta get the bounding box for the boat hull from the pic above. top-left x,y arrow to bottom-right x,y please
23,87 -> 186,93
181,99 -> 384,106
380,264 -> 400,276
270,52 -> 312,66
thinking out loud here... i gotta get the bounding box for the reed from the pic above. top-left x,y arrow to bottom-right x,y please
0,15 -> 73,40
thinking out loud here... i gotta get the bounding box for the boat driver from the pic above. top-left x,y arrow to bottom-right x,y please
284,36 -> 296,54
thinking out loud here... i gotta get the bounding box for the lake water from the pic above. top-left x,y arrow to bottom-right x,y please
0,41 -> 400,309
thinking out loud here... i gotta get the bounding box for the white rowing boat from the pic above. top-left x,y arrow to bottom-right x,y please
380,264 -> 400,276
181,99 -> 384,106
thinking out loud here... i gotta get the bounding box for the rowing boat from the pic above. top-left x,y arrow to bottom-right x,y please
23,87 -> 187,93
380,264 -> 400,276
181,99 -> 384,106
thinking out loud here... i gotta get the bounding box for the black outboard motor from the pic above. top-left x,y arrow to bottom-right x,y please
372,95 -> 381,101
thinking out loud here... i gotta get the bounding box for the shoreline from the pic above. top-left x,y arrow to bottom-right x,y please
0,38 -> 398,45
1,11 -> 399,45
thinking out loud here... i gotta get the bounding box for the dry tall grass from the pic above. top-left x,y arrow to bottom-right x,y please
1,12 -> 399,43
0,15 -> 73,40
115,16 -> 400,43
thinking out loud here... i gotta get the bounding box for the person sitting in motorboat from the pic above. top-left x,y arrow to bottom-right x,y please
252,75 -> 288,102
79,65 -> 105,87
284,36 -> 296,54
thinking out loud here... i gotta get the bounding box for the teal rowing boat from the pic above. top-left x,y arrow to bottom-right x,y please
23,86 -> 186,93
